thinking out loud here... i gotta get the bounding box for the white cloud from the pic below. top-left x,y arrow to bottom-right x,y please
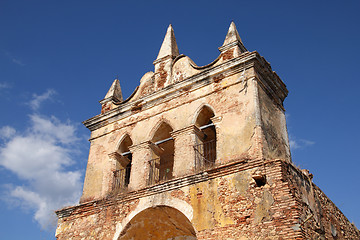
286,114 -> 315,150
0,126 -> 16,139
289,139 -> 300,149
0,114 -> 83,229
30,114 -> 78,145
301,139 -> 315,146
289,135 -> 315,150
28,89 -> 57,111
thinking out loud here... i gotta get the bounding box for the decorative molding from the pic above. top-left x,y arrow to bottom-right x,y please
171,125 -> 205,140
171,125 -> 195,138
56,158 -> 287,219
83,51 -> 288,132
128,141 -> 152,152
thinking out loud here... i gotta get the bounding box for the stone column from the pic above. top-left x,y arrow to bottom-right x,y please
101,152 -> 119,197
128,141 -> 153,190
171,125 -> 205,177
210,116 -> 222,165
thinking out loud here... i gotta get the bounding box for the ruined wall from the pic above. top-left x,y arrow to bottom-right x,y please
57,160 -> 306,240
188,161 -> 301,239
284,163 -> 360,239
58,161 -> 360,240
58,22 -> 358,240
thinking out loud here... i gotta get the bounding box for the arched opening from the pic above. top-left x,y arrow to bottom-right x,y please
194,106 -> 216,170
148,122 -> 174,185
113,135 -> 133,191
118,206 -> 197,240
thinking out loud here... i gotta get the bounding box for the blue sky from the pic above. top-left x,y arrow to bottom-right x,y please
0,0 -> 359,239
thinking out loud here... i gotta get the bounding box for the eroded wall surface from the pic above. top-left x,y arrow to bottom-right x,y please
81,66 -> 262,202
57,160 -> 360,240
57,160 -> 301,240
285,164 -> 360,239
57,23 -> 359,239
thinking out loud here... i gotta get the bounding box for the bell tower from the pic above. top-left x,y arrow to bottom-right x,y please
56,22 -> 360,240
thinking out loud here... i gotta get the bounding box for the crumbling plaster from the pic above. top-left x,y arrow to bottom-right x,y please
81,66 -> 268,202
56,22 -> 359,240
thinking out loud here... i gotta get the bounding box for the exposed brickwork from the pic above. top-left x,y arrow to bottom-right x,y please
56,199 -> 139,239
221,48 -> 234,61
285,163 -> 360,239
156,62 -> 168,89
56,160 -> 360,239
101,102 -> 111,114
56,23 -> 359,239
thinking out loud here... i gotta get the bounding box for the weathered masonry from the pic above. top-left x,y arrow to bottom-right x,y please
56,22 -> 360,239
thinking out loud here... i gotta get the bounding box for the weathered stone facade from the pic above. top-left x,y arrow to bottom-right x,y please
55,22 -> 360,239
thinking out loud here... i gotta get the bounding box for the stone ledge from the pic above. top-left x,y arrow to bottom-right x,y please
56,158 -> 305,221
56,158 -> 286,219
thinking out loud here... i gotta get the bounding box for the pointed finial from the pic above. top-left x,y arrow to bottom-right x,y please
104,79 -> 123,102
223,21 -> 242,45
155,24 -> 179,60
219,21 -> 247,53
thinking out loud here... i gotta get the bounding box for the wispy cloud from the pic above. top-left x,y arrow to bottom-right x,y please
12,58 -> 25,66
0,114 -> 83,229
0,82 -> 11,90
0,126 -> 16,139
286,113 -> 315,150
4,51 -> 25,66
289,135 -> 315,150
28,89 -> 57,111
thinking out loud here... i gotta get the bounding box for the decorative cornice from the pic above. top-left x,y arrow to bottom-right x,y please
153,55 -> 174,65
218,41 -> 247,53
99,96 -> 122,105
83,51 -> 288,132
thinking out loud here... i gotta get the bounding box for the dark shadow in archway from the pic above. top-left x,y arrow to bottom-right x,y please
194,105 -> 216,170
149,122 -> 175,184
118,206 -> 197,240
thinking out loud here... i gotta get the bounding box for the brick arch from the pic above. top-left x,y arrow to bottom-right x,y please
148,120 -> 175,183
191,104 -> 217,169
148,118 -> 175,142
112,194 -> 195,240
191,103 -> 216,126
114,133 -> 133,153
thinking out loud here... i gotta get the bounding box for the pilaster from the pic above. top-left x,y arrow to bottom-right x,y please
101,152 -> 119,196
210,116 -> 222,164
171,125 -> 203,177
128,141 -> 153,190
